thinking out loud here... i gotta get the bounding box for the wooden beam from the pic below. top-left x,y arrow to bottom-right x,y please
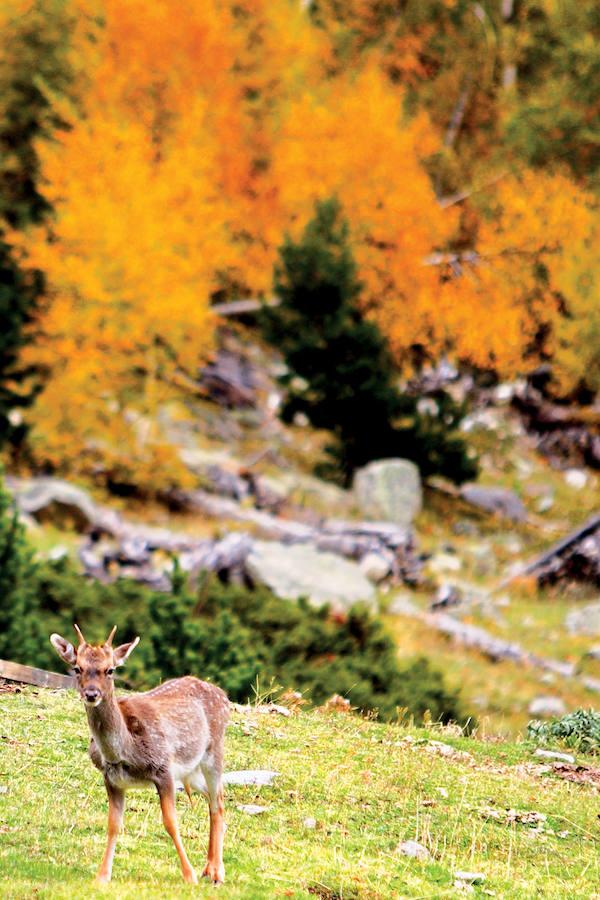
0,659 -> 74,690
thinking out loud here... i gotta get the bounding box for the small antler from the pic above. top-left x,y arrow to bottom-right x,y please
104,625 -> 117,647
73,623 -> 86,646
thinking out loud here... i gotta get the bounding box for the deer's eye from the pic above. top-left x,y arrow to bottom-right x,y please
73,666 -> 81,675
106,668 -> 115,676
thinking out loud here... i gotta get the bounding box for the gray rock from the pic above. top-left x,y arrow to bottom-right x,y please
245,540 -> 376,610
386,593 -> 420,616
566,601 -> 600,636
536,495 -> 554,513
397,840 -> 431,861
353,459 -> 422,526
359,551 -> 394,583
528,696 -> 567,718
534,749 -> 575,763
564,468 -> 588,490
430,583 -> 462,610
460,484 -> 527,522
454,871 -> 485,885
7,476 -> 99,530
223,770 -> 279,787
427,552 -> 462,574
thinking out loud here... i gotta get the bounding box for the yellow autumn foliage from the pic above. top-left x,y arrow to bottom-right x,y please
11,0 -> 599,488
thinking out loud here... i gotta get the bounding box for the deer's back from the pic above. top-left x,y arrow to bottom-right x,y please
121,676 -> 229,756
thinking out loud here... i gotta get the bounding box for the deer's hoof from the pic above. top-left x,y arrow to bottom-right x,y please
183,868 -> 198,885
95,872 -> 112,884
202,861 -> 225,884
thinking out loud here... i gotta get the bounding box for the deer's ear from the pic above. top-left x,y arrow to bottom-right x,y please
113,636 -> 140,667
50,633 -> 77,666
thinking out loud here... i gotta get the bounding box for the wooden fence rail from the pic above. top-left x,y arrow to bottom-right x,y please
0,659 -> 74,690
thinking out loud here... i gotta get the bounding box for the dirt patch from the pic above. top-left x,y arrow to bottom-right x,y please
551,762 -> 600,791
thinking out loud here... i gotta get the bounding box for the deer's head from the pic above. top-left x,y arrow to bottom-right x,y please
50,625 -> 139,707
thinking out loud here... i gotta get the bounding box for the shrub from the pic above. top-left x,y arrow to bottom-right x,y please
12,554 -> 466,723
0,475 -> 46,664
528,709 -> 600,754
259,197 -> 477,485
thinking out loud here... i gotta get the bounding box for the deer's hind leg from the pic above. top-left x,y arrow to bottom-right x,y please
156,776 -> 198,884
198,760 -> 225,884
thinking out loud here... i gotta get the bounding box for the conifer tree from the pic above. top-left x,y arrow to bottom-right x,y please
260,198 -> 477,485
0,0 -> 74,451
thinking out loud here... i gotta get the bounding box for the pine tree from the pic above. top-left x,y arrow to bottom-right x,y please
260,198 -> 477,485
0,0 -> 74,452
0,474 -> 45,665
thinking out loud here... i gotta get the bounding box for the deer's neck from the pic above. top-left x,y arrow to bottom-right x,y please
86,693 -> 131,764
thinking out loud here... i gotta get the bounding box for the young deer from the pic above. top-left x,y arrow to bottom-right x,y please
50,624 -> 229,885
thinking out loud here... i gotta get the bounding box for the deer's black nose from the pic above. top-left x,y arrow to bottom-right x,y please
84,689 -> 101,703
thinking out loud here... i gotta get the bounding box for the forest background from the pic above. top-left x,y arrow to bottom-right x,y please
1,0 -> 600,494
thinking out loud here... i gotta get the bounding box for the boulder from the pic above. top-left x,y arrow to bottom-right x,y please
566,601 -> 600,636
245,540 -> 375,611
359,550 -> 394,583
459,484 -> 527,522
528,696 -> 567,719
353,459 -> 422,526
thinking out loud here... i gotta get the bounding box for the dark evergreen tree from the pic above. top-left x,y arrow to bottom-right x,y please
0,246 -> 43,449
0,2 -> 75,452
260,198 -> 477,484
0,474 -> 46,664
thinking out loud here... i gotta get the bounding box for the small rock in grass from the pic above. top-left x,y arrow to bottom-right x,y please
534,749 -> 575,764
564,468 -> 588,490
397,840 -> 431,861
237,804 -> 269,815
536,495 -> 554,513
454,871 -> 486,885
302,817 -> 317,829
224,770 -> 280,787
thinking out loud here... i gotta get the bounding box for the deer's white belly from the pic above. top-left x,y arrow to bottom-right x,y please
104,762 -> 152,791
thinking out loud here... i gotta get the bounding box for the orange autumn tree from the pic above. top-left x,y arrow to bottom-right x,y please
22,0 -> 247,489
20,0 -> 598,491
21,0 -> 333,488
436,169 -> 596,377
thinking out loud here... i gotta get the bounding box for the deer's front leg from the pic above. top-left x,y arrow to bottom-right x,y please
96,783 -> 124,883
157,777 -> 198,884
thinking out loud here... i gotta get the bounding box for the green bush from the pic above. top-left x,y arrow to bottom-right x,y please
528,708 -> 600,754
0,476 -> 47,664
259,197 -> 477,485
13,556 -> 465,723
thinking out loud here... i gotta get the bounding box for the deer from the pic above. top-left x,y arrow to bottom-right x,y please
50,624 -> 229,885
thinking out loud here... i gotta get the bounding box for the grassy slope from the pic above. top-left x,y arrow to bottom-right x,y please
2,688 -> 600,899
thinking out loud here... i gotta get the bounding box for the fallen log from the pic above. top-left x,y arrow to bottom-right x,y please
500,513 -> 600,589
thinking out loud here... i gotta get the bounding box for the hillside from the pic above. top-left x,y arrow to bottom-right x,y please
2,686 -> 600,898
12,364 -> 600,738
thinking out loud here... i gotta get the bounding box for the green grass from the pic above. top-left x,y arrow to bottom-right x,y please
2,687 -> 600,898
